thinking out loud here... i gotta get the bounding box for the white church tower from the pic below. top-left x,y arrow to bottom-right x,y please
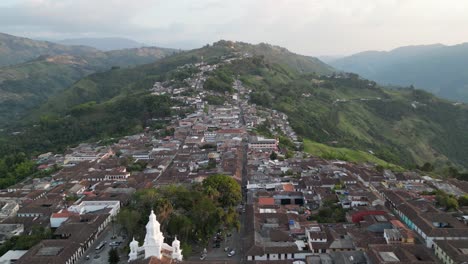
143,210 -> 165,259
128,210 -> 183,262
129,237 -> 139,261
171,236 -> 183,261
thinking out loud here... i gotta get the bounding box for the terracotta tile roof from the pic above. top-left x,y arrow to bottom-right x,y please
258,197 -> 275,205
51,209 -> 75,218
282,183 -> 294,192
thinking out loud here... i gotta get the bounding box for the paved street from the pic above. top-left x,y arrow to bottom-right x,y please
188,227 -> 242,262
77,224 -> 125,264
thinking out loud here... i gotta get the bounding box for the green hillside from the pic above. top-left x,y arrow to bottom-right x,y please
0,33 -> 177,126
218,56 -> 468,169
3,40 -> 467,172
0,32 -> 100,66
228,41 -> 334,74
36,40 -> 333,116
0,56 -> 96,123
0,40 -> 332,156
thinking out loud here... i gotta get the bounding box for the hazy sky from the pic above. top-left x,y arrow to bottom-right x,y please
1,0 -> 468,56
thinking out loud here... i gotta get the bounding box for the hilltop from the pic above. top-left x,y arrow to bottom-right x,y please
56,37 -> 147,51
34,40 -> 334,116
329,43 -> 468,102
0,32 -> 99,67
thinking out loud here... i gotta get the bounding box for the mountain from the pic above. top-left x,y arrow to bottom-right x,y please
34,41 -> 333,115
0,32 -> 100,67
0,33 -> 177,126
3,40 -> 467,171
329,43 -> 468,102
318,55 -> 345,64
57,37 -> 147,51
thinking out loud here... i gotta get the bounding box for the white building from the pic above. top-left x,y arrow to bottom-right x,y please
128,210 -> 183,262
67,200 -> 120,217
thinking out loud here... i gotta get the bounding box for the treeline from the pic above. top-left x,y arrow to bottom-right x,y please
0,226 -> 52,256
0,153 -> 35,189
204,68 -> 234,93
0,94 -> 174,156
117,175 -> 241,259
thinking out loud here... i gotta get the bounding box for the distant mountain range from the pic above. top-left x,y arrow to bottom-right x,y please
329,43 -> 468,102
56,37 -> 147,51
0,32 -> 177,125
0,32 -> 99,67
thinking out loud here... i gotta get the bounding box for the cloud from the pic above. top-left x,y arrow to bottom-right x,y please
1,0 -> 468,55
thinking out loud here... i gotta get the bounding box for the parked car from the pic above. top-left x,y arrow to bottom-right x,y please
200,254 -> 207,260
109,241 -> 121,247
228,250 -> 236,257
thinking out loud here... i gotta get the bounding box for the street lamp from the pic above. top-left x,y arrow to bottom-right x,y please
111,215 -> 116,239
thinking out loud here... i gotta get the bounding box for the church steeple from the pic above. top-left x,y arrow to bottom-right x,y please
128,237 -> 139,261
143,210 -> 164,259
172,236 -> 183,261
128,210 -> 182,262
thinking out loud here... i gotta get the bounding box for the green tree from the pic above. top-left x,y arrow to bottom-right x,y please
458,195 -> 468,207
108,248 -> 120,264
270,151 -> 278,160
436,192 -> 459,211
167,214 -> 193,241
446,197 -> 459,211
117,208 -> 141,238
202,174 -> 241,207
420,162 -> 434,172
181,242 -> 192,260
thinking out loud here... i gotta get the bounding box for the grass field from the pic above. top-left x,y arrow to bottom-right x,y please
303,139 -> 403,171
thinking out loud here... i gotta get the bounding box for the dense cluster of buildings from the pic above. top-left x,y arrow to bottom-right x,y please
243,141 -> 468,263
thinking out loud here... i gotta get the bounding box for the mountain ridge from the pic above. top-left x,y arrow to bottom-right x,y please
56,37 -> 147,51
330,42 -> 468,102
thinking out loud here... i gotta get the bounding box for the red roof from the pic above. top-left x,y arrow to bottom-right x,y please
390,219 -> 406,228
283,183 -> 294,192
258,197 -> 275,205
51,209 -> 75,218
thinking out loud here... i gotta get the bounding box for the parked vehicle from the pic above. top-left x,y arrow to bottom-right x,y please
228,250 -> 236,257
95,241 -> 106,252
109,241 -> 121,247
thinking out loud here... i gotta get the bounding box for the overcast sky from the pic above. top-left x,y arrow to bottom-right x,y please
1,0 -> 468,56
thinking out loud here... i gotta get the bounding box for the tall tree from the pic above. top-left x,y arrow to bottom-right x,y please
202,174 -> 241,207
108,248 -> 120,264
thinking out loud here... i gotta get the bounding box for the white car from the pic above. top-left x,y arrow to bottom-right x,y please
109,241 -> 121,247
228,250 -> 236,257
